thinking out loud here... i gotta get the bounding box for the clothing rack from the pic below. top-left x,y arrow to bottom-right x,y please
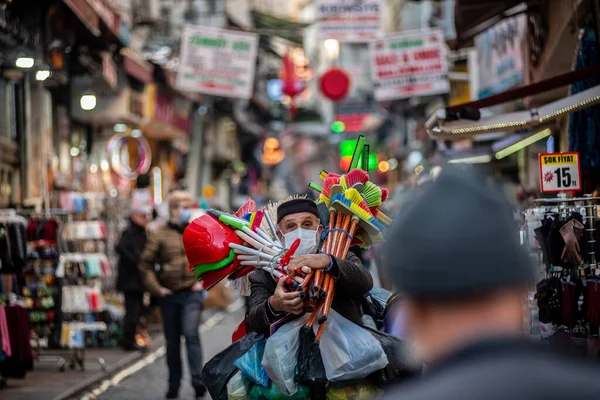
534,196 -> 598,268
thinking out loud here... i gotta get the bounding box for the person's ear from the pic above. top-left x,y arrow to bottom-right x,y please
276,229 -> 284,243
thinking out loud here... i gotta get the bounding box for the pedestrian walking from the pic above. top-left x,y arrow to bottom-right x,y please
116,203 -> 151,351
381,165 -> 600,400
139,191 -> 206,399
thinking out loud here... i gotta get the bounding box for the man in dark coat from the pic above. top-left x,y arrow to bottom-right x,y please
247,198 -> 373,335
381,165 -> 600,400
116,204 -> 151,351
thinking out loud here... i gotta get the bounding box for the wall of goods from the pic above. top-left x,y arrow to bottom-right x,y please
0,187 -> 132,384
522,195 -> 600,356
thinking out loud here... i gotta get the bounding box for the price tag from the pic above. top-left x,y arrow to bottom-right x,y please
538,152 -> 581,193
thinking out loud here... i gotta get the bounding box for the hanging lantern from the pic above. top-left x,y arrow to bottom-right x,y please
281,51 -> 302,117
319,68 -> 350,102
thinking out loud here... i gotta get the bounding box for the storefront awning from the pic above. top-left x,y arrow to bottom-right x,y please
454,0 -> 525,44
121,48 -> 154,83
427,83 -> 600,140
63,0 -> 101,36
427,63 -> 600,140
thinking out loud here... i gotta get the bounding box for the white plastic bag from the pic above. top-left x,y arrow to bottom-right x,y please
315,309 -> 388,382
227,371 -> 248,400
262,314 -> 309,396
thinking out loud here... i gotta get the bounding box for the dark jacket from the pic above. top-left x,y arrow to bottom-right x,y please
116,220 -> 147,294
381,337 -> 600,400
247,251 -> 373,335
139,223 -> 197,296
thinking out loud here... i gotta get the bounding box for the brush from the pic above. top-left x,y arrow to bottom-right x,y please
330,193 -> 382,237
319,175 -> 340,206
262,208 -> 283,247
233,199 -> 256,218
341,168 -> 369,192
309,182 -> 323,194
230,242 -> 280,258
377,210 -> 393,226
361,181 -> 383,208
381,187 -> 389,202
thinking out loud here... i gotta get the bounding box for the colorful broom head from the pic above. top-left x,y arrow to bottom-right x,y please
330,192 -> 383,237
341,169 -> 369,191
234,198 -> 256,218
361,181 -> 382,207
381,187 -> 389,203
320,175 -> 340,206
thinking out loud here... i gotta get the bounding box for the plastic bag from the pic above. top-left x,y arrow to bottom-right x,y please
235,339 -> 269,387
202,331 -> 265,400
227,371 -> 249,400
249,381 -> 310,400
363,326 -> 422,387
327,383 -> 383,400
315,309 -> 388,382
262,314 -> 309,396
296,326 -> 327,388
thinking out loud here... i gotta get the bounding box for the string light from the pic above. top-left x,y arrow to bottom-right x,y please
538,95 -> 600,123
451,120 -> 528,135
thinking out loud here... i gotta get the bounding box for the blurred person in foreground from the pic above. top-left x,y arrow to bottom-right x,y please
247,198 -> 373,335
381,166 -> 600,400
116,203 -> 151,351
140,191 -> 206,399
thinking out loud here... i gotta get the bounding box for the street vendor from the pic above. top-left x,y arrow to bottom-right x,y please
247,198 -> 373,335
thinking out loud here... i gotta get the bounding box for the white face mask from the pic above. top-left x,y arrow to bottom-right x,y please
282,228 -> 318,255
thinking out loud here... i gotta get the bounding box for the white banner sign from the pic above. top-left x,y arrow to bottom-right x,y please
177,26 -> 259,100
317,0 -> 383,42
475,14 -> 526,98
370,29 -> 449,102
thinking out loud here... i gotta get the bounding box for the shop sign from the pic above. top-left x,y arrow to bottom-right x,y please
153,93 -> 191,133
177,26 -> 259,100
334,113 -> 369,133
317,0 -> 383,42
538,152 -> 581,193
475,14 -> 527,99
370,29 -> 449,101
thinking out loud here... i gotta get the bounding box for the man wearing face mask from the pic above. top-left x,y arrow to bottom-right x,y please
247,198 -> 373,335
139,191 -> 206,399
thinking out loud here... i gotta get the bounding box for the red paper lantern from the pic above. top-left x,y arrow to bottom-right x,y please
320,68 -> 350,102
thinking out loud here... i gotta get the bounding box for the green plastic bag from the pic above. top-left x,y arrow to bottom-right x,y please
327,384 -> 383,400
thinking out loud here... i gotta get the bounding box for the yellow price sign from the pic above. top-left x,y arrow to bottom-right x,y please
538,152 -> 581,193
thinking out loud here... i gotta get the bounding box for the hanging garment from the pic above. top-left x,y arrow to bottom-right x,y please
0,306 -> 11,357
0,306 -> 33,378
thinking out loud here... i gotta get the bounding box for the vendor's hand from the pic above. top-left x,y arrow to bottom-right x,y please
286,254 -> 330,277
269,278 -> 304,315
158,287 -> 173,297
191,281 -> 204,291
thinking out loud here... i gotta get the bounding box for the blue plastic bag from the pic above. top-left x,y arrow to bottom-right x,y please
262,314 -> 309,396
235,339 -> 269,388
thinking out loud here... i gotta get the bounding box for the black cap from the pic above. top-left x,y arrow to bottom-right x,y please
277,198 -> 319,223
383,166 -> 534,299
